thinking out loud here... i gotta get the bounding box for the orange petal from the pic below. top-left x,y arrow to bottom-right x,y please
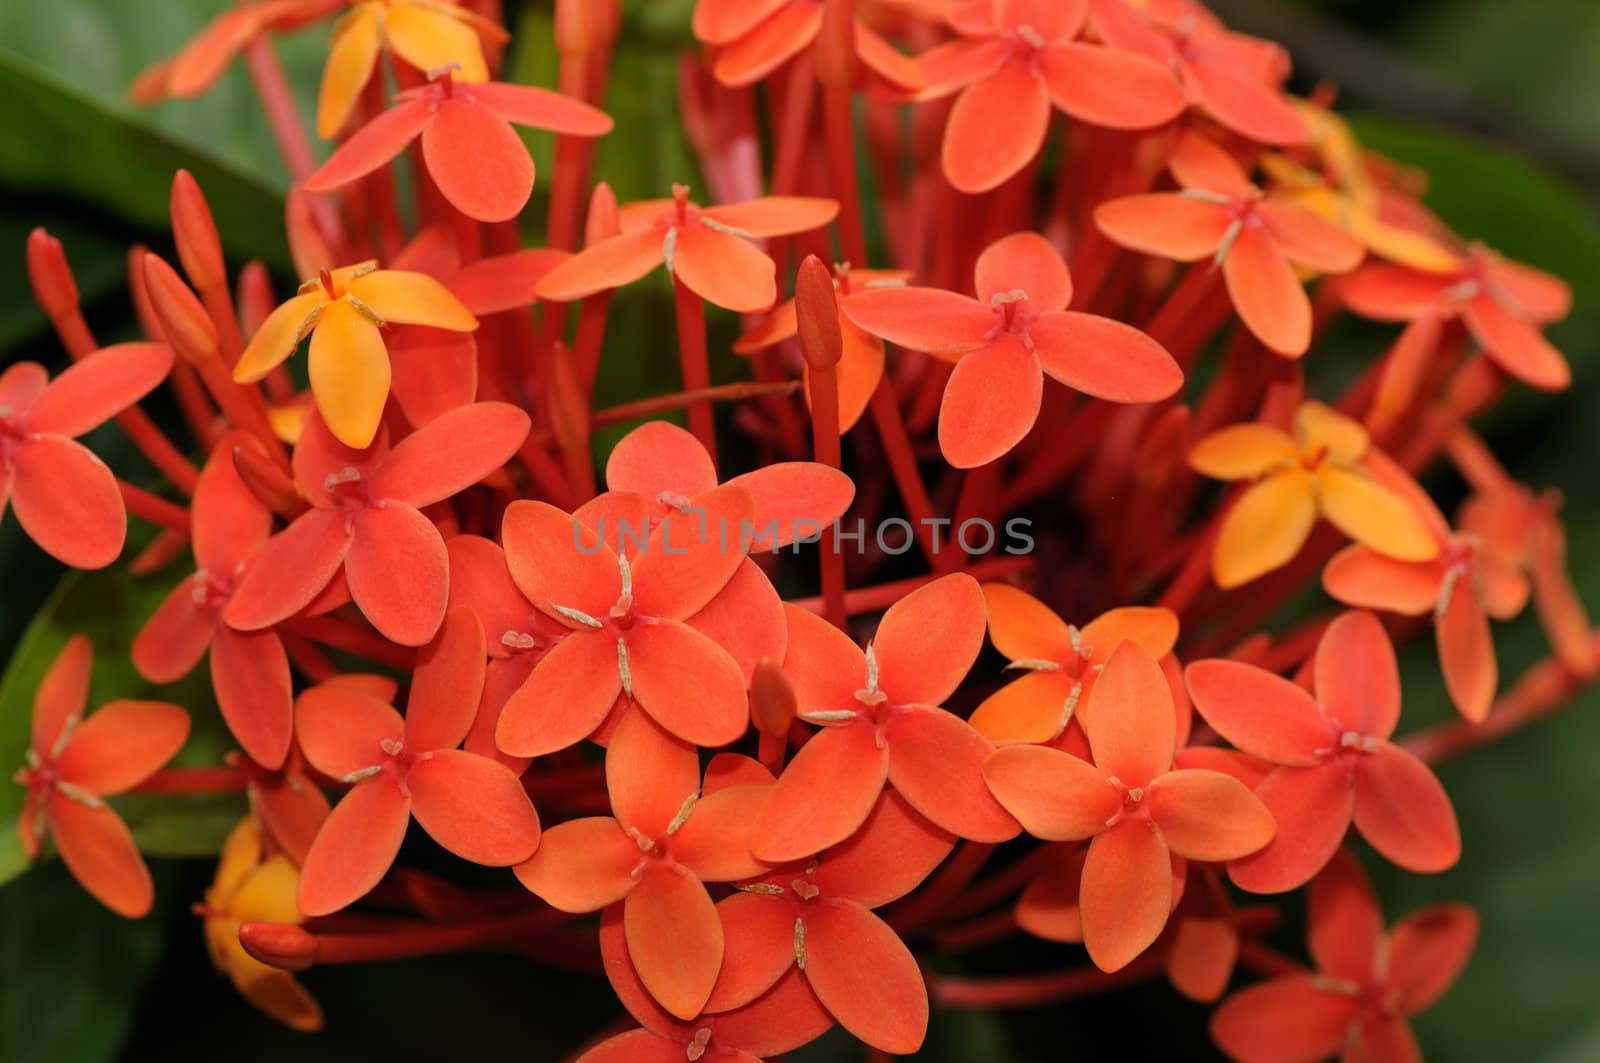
1167,129 -> 1255,200
886,706 -> 1019,842
971,669 -> 1077,744
223,510 -> 351,632
383,2 -> 488,82
1184,55 -> 1308,145
1306,848 -> 1384,983
1031,310 -> 1184,402
1183,658 -> 1330,764
709,3 -> 822,86
1147,768 -> 1275,861
706,893 -> 795,1014
700,197 -> 840,239
975,232 -> 1072,313
1354,742 -> 1460,873
1315,610 -> 1403,738
408,749 -> 540,865
911,38 -> 1007,99
57,700 -> 188,796
780,601 -> 867,714
29,342 -> 174,438
1295,400 -> 1370,466
296,778 -> 411,916
515,817 -> 639,912
192,431 -> 273,571
45,793 -> 153,918
306,301 -> 390,450
1085,641 -> 1176,786
1209,975 -> 1361,1063
1224,224 -> 1310,357
841,286 -> 992,353
317,6 -> 381,137
942,61 -> 1050,194
1531,521 -> 1597,676
1188,423 -> 1298,481
1082,606 -> 1181,663
303,97 -> 432,193
670,783 -> 771,883
632,482 -> 753,619
983,745 -> 1118,840
815,790 -> 955,907
10,435 -> 125,569
496,631 -> 623,757
132,579 -> 212,684
605,706 -> 700,837
625,867 -> 724,1020
211,626 -> 294,770
692,0 -> 788,44
873,572 -> 987,707
1316,466 -> 1439,563
725,462 -> 856,550
420,99 -> 533,223
295,684 -> 403,779
1015,846 -> 1086,942
501,499 -> 623,620
1341,263 -> 1455,322
981,582 -> 1073,661
686,559 -> 786,683
1212,468 -> 1317,588
627,620 -> 749,747
937,337 -> 1044,468
803,901 -> 927,1054
469,81 -> 612,136
1387,903 -> 1479,1016
447,248 -> 570,315
30,635 -> 91,757
855,21 -> 925,93
1257,201 -> 1364,275
752,723 -> 889,863
1228,763 -> 1353,894
671,224 -> 777,314
1080,819 -> 1171,971
1463,292 -> 1570,391
605,420 -> 717,498
1037,41 -> 1184,130
534,229 -> 665,302
1323,546 -> 1441,617
348,270 -> 478,331
371,401 -> 529,507
405,605 -> 486,751
1165,916 -> 1238,1002
346,502 -> 448,646
1094,194 -> 1232,261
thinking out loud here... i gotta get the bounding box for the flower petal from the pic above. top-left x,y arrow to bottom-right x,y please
605,420 -> 717,499
1209,975 -> 1362,1063
803,901 -> 927,1054
724,463 -> 856,551
317,5 -> 380,137
1031,310 -> 1184,402
307,300 -> 390,450
10,435 -> 125,568
627,620 -> 749,747
1037,41 -> 1184,129
841,286 -> 992,353
1463,293 -> 1570,391
514,818 -> 638,912
1095,195 -> 1232,261
211,626 -> 294,770
1257,201 -> 1365,275
687,559 -> 786,682
349,269 -> 478,331
45,793 -> 153,917
937,338 -> 1044,468
1315,610 -> 1402,738
303,97 -> 433,193
887,707 -> 1019,842
296,778 -> 411,916
983,745 -> 1118,840
1184,56 -> 1308,145
57,700 -> 188,795
1148,769 -> 1275,861
468,81 -> 612,136
447,249 -> 570,315
1322,546 -> 1441,617
132,578 -> 214,684
815,790 -> 955,907
974,232 -> 1072,312
496,630 -> 623,757
671,225 -> 777,314
382,2 -> 488,81
781,602 -> 865,713
372,400 -> 529,506
224,510 -> 351,632
1188,423 -> 1299,481
752,723 -> 889,863
533,229 -> 665,302
970,669 -> 1077,744
632,482 -> 754,619
709,3 -> 822,86
1224,224 -> 1310,357
347,502 -> 448,646
1228,763 -> 1353,894
408,749 -> 540,865
1306,848 -> 1384,983
1085,641 -> 1175,786
692,0 -> 788,44
1353,743 -> 1460,874
419,99 -> 533,223
405,605 -> 486,751
295,684 -> 404,779
701,197 -> 840,239
942,62 -> 1051,194
1316,466 -> 1440,563
981,582 -> 1073,661
706,892 -> 796,1013
604,705 -> 702,837
1184,659 -> 1330,765
1387,903 -> 1479,1016
1080,819 -> 1172,971
502,499 -> 623,621
625,867 -> 724,1020
1212,468 -> 1317,588
873,572 -> 986,707
193,432 -> 273,571
671,784 -> 771,883
29,342 -> 173,438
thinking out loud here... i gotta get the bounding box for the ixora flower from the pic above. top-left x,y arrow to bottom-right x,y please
753,574 -> 1021,862
844,232 -> 1182,467
1185,611 -> 1461,893
534,185 -> 839,313
984,641 -> 1275,971
317,0 -> 509,137
199,817 -> 322,1032
693,0 -> 925,91
495,482 -> 757,755
1189,400 -> 1439,589
915,0 -> 1186,193
969,581 -> 1179,744
231,261 -> 478,449
0,344 -> 173,568
1097,130 -> 1365,357
304,70 -> 613,222
225,403 -> 530,646
294,607 -> 541,915
133,432 -> 294,769
1324,451 -> 1529,723
1211,850 -> 1477,1063
132,0 -> 338,103
516,710 -> 771,1019
13,637 -> 190,917
710,791 -> 955,1054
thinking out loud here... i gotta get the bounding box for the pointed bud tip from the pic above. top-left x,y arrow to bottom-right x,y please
238,922 -> 318,971
170,170 -> 226,293
795,256 -> 843,371
142,253 -> 220,363
26,227 -> 79,320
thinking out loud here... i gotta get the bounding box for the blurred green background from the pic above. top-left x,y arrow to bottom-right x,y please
1,1 -> 1598,1060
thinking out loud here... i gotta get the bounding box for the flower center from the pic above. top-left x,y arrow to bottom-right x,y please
324,466 -> 371,512
191,566 -> 241,614
1103,775 -> 1148,828
986,290 -> 1038,350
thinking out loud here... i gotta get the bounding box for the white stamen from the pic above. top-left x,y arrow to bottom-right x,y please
666,792 -> 699,834
552,604 -> 603,628
618,637 -> 633,697
799,709 -> 859,724
662,227 -> 679,273
323,466 -> 361,494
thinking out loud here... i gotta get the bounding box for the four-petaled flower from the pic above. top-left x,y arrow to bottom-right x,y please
233,261 -> 478,449
1189,400 -> 1439,589
13,636 -> 190,917
845,231 -> 1182,467
1185,610 -> 1461,893
294,607 -> 541,915
985,641 -> 1275,971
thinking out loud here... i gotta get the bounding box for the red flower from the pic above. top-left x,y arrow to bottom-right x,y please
1341,244 -> 1573,391
916,0 -> 1186,193
1211,850 -> 1477,1063
305,72 -> 613,222
13,637 -> 189,917
225,402 -> 530,646
694,0 -> 925,93
844,231 -> 1182,466
753,574 -> 1021,861
1,344 -> 173,568
710,791 -> 954,1054
1098,130 -> 1365,356
534,185 -> 839,313
985,642 -> 1275,970
134,433 -> 295,768
516,711 -> 772,1019
294,607 -> 541,915
1185,611 -> 1461,893
494,480 -> 757,755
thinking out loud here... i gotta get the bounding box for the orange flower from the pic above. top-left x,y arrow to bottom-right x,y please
985,642 -> 1275,970
1323,452 -> 1528,723
710,791 -> 954,1053
534,185 -> 839,314
694,0 -> 925,93
13,637 -> 190,917
516,710 -> 772,1019
317,0 -> 509,137
970,582 -> 1179,744
916,0 -> 1185,193
1096,130 -> 1365,356
844,231 -> 1182,467
200,817 -> 322,1031
294,607 -> 541,915
133,0 -> 338,103
1211,850 -> 1477,1063
232,261 -> 477,449
1185,611 -> 1462,893
1341,243 -> 1573,391
734,263 -> 905,432
1189,401 -> 1439,588
753,575 -> 1021,862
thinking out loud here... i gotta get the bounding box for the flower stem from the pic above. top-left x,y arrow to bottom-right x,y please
590,380 -> 801,429
131,765 -> 250,795
930,953 -> 1163,1009
671,277 -> 718,466
117,481 -> 191,535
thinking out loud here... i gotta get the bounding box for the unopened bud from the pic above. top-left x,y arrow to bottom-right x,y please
26,228 -> 79,322
236,260 -> 277,341
130,529 -> 190,576
143,254 -> 220,363
286,187 -> 336,282
128,247 -> 170,343
751,658 -> 798,737
234,441 -> 304,518
545,342 -> 590,457
1444,354 -> 1506,420
554,0 -> 619,57
238,922 -> 319,971
795,256 -> 843,371
585,182 -> 619,246
171,170 -> 226,293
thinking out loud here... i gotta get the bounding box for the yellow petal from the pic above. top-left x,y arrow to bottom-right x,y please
1316,465 -> 1440,562
348,270 -> 478,330
384,1 -> 487,82
1188,423 -> 1298,481
1349,212 -> 1462,275
268,400 -> 311,445
1212,468 -> 1317,589
231,856 -> 306,925
308,300 -> 391,449
212,817 -> 264,902
234,292 -> 324,382
1293,401 -> 1367,465
318,5 -> 382,138
226,938 -> 325,1032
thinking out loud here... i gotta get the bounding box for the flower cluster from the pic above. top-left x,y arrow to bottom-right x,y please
4,0 -> 1594,1058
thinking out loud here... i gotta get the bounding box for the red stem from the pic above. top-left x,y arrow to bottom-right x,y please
131,765 -> 250,795
118,481 -> 191,534
930,953 -> 1163,1009
672,276 -> 718,467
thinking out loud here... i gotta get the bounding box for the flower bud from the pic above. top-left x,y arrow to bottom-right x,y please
238,922 -> 319,971
171,170 -> 226,293
128,247 -> 171,344
815,0 -> 857,91
236,260 -> 277,341
26,228 -> 79,322
233,440 -> 305,519
585,181 -> 619,247
286,187 -> 336,282
795,256 -> 843,371
143,253 -> 220,363
750,657 -> 798,737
